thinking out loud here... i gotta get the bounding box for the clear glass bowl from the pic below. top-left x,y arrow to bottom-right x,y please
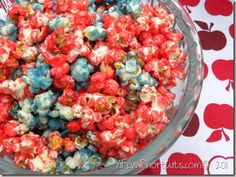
0,0 -> 203,174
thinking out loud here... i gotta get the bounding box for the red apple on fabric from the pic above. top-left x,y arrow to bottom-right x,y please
229,24 -> 234,38
139,159 -> 161,175
195,21 -> 226,50
178,0 -> 200,13
204,62 -> 208,80
204,103 -> 233,142
205,0 -> 233,16
212,59 -> 234,91
166,153 -> 204,175
182,113 -> 199,137
207,156 -> 234,175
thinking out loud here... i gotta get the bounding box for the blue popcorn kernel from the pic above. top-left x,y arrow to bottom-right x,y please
104,157 -> 118,167
137,71 -> 158,87
84,26 -> 107,41
107,5 -> 123,19
87,145 -> 97,152
48,102 -> 74,121
0,22 -> 17,41
117,0 -> 141,17
31,90 -> 58,116
80,149 -> 94,161
71,58 -> 94,83
125,59 -> 137,73
31,2 -> 44,11
56,158 -> 72,174
37,116 -> 49,129
115,52 -> 142,90
49,16 -> 69,31
22,55 -> 52,93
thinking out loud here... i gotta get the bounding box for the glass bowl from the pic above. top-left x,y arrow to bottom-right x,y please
0,0 -> 204,174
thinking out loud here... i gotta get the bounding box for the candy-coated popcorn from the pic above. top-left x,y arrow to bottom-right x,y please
0,78 -> 31,100
65,151 -> 83,169
27,146 -> 57,173
117,0 -> 141,17
84,25 -> 106,41
49,102 -> 74,121
16,97 -> 35,126
31,2 -> 45,11
49,16 -> 70,31
0,0 -> 188,174
32,90 -> 58,116
74,136 -> 88,150
48,131 -> 63,151
0,22 -> 17,41
71,58 -> 94,83
4,120 -> 29,137
88,44 -> 109,66
104,157 -> 118,167
56,159 -> 72,174
63,137 -> 76,152
22,55 -> 52,93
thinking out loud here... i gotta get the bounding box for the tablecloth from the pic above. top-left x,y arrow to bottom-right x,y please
0,0 -> 234,175
140,0 -> 234,175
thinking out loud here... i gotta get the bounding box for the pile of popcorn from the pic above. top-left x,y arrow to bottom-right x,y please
0,0 -> 187,174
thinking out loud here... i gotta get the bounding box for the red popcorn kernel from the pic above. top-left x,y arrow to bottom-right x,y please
74,11 -> 96,27
119,140 -> 136,155
1,137 -> 21,155
124,127 -> 137,141
103,79 -> 120,96
88,44 -> 109,66
43,0 -> 54,11
58,88 -> 77,106
3,121 -> 19,137
99,131 -> 117,148
52,75 -> 75,90
90,72 -> 106,90
134,121 -> 149,139
66,119 -> 82,133
94,97 -> 110,112
48,131 -> 63,151
102,14 -> 115,29
56,0 -> 73,14
97,115 -> 115,131
8,4 -> 28,24
63,137 -> 76,152
14,152 -> 28,168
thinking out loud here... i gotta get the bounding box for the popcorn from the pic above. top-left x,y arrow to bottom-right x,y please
84,26 -> 106,41
32,90 -> 58,116
65,151 -> 83,170
0,0 -> 187,174
104,157 -> 118,167
71,58 -> 94,83
22,55 -> 52,93
49,102 -> 74,121
0,22 -> 17,41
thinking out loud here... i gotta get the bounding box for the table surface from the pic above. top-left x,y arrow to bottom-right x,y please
0,0 -> 234,175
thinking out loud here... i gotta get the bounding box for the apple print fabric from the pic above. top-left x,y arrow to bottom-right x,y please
0,0 -> 234,175
139,0 -> 234,175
